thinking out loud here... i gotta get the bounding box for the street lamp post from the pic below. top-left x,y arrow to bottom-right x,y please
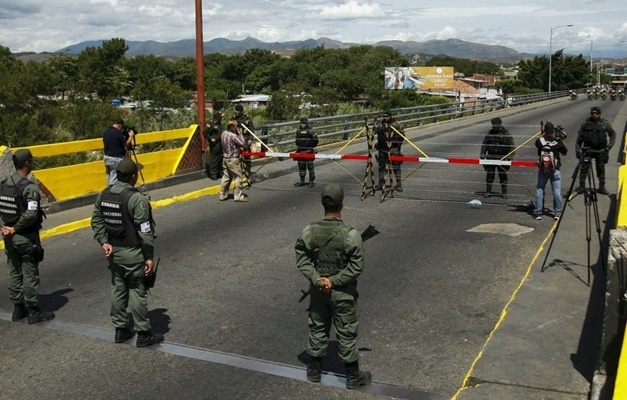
548,24 -> 573,93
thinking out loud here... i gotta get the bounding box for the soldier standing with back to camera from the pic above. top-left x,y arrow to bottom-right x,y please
0,149 -> 55,324
91,157 -> 163,347
375,110 -> 405,192
480,117 -> 515,199
232,104 -> 255,182
103,118 -> 135,186
295,183 -> 372,389
203,111 -> 224,180
575,106 -> 616,195
294,117 -> 319,188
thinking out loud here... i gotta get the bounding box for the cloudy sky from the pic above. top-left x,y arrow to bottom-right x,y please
1,0 -> 626,57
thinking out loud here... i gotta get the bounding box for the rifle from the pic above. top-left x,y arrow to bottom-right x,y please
298,223 -> 380,302
146,257 -> 160,290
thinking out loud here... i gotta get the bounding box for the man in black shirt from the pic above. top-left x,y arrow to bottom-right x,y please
103,118 -> 134,186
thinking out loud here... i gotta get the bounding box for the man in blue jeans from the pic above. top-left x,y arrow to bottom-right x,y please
534,122 -> 568,220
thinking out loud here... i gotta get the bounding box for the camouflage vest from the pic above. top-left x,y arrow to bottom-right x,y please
581,119 -> 607,149
309,220 -> 353,277
100,187 -> 141,247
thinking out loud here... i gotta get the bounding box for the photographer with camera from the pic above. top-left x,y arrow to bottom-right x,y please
103,118 -> 135,186
533,122 -> 568,220
575,106 -> 616,195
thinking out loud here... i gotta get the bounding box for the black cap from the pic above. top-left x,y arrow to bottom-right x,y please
491,117 -> 502,126
321,183 -> 344,205
383,109 -> 392,116
591,106 -> 601,114
234,104 -> 244,112
300,117 -> 308,123
13,149 -> 34,164
116,157 -> 143,175
113,118 -> 125,126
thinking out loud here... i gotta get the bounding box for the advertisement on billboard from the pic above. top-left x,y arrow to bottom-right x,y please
384,67 -> 454,90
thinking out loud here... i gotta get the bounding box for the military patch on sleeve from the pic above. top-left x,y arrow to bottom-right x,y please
27,201 -> 39,211
139,201 -> 147,210
140,221 -> 151,233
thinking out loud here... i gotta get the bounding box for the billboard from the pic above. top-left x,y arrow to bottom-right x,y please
385,67 -> 455,90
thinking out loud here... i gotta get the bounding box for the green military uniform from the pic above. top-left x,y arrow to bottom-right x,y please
480,117 -> 516,198
91,169 -> 155,334
575,106 -> 616,194
232,105 -> 255,177
295,217 -> 364,362
376,111 -> 405,191
1,173 -> 45,310
294,118 -> 319,187
203,112 -> 224,180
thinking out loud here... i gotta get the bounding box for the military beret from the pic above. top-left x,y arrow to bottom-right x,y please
300,117 -> 309,123
116,157 -> 143,175
591,106 -> 601,114
12,149 -> 34,164
491,117 -> 502,126
234,104 -> 244,112
383,109 -> 392,116
321,183 -> 344,205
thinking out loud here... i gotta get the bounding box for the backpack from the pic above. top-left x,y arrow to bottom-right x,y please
539,138 -> 556,173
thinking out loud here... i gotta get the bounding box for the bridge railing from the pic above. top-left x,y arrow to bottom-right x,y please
4,90 -> 570,205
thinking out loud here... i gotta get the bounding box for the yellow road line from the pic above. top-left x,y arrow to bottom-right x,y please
451,220 -> 559,399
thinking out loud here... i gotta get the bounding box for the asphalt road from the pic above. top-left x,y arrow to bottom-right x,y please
0,97 -> 624,400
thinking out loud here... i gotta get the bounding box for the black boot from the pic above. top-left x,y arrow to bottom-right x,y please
27,306 -> 55,324
484,184 -> 492,198
115,326 -> 135,343
598,182 -> 609,195
136,331 -> 164,348
308,177 -> 315,188
395,182 -> 403,192
12,302 -> 28,321
501,185 -> 508,199
306,356 -> 322,383
294,178 -> 306,187
375,181 -> 384,191
345,361 -> 372,389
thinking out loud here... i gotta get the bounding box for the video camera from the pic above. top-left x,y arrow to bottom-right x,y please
123,126 -> 138,140
554,125 -> 566,141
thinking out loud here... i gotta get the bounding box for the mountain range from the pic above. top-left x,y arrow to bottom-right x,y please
15,37 -> 536,63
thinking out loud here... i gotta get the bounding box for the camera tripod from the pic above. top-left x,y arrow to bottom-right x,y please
540,151 -> 606,286
129,136 -> 150,199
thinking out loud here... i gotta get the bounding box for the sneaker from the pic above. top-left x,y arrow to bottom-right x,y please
115,327 -> 135,343
553,214 -> 560,220
136,331 -> 164,348
534,215 -> 542,220
234,197 -> 248,202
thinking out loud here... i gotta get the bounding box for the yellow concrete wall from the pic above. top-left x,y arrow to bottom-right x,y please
10,125 -> 198,202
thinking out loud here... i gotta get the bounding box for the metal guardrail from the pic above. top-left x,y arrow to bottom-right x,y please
251,90 -> 572,151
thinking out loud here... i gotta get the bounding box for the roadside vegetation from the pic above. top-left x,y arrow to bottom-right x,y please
0,39 -> 601,148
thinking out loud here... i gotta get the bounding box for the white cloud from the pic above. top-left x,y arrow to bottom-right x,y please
316,0 -> 384,20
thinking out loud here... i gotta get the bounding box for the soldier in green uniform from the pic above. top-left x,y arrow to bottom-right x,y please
480,117 -> 516,199
575,106 -> 617,195
91,157 -> 163,347
295,183 -> 372,389
375,110 -> 405,192
232,104 -> 255,179
294,118 -> 319,188
0,149 -> 55,324
203,111 -> 224,180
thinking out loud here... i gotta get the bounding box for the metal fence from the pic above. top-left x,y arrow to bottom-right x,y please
252,90 -> 571,152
